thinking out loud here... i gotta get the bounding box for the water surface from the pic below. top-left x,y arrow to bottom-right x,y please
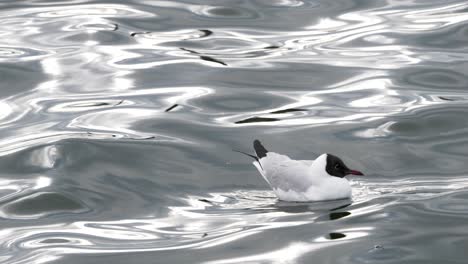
1,0 -> 468,263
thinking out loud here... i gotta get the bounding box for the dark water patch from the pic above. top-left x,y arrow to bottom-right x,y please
4,192 -> 85,217
199,29 -> 213,37
180,47 -> 199,54
164,104 -> 179,112
438,96 -> 468,102
130,31 -> 151,37
329,211 -> 351,220
128,135 -> 156,140
235,117 -> 280,124
439,96 -> 457,101
199,55 -> 227,66
198,198 -> 213,204
206,7 -> 244,17
270,108 -> 307,114
327,232 -> 346,240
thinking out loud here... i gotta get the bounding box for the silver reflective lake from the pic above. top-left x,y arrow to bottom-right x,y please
1,0 -> 468,263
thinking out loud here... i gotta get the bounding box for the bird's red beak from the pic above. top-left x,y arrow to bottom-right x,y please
347,170 -> 364,176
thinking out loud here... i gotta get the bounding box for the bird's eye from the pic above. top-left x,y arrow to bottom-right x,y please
334,164 -> 340,169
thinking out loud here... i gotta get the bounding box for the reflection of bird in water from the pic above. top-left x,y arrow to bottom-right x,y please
237,140 -> 364,202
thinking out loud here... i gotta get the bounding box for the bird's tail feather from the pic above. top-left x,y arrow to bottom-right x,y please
232,149 -> 263,170
253,139 -> 268,159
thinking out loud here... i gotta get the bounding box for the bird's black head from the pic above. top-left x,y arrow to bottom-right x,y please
325,154 -> 363,178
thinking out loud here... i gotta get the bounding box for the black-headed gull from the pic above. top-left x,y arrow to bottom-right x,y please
238,140 -> 364,202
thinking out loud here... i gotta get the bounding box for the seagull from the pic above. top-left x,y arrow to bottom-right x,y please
236,140 -> 364,202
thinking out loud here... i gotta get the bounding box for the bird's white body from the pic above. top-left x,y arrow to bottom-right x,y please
253,152 -> 352,202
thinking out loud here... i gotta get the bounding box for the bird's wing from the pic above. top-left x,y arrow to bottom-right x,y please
298,159 -> 315,166
255,152 -> 313,193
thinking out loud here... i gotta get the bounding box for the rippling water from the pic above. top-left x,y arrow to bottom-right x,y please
2,0 -> 468,263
